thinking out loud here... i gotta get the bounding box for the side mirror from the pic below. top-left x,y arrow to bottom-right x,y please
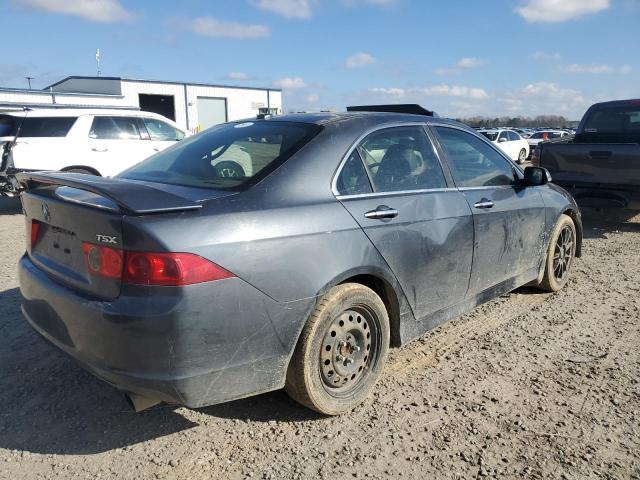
498,137 -> 507,143
523,166 -> 552,186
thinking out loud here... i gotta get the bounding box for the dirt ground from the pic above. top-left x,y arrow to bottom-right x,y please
0,196 -> 638,480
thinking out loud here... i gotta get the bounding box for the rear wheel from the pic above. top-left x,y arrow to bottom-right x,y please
285,283 -> 389,415
517,149 -> 527,164
538,214 -> 576,292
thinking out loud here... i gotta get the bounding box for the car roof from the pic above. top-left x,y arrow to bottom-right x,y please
259,111 -> 468,129
0,108 -> 168,119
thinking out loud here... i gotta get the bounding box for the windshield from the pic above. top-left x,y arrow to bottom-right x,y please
0,115 -> 18,137
119,120 -> 321,190
480,131 -> 498,141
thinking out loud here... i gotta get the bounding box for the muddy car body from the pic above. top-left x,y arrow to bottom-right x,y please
18,109 -> 582,414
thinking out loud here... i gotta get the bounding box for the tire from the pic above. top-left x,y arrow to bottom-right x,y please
517,149 -> 527,164
285,283 -> 390,415
538,214 -> 576,292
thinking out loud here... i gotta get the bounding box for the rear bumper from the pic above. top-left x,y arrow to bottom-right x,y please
558,184 -> 640,210
19,254 -> 313,408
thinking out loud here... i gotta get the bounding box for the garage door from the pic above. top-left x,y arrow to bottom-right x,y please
197,97 -> 227,131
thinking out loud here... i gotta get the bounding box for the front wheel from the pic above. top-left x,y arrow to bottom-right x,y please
517,149 -> 527,164
538,214 -> 576,292
285,283 -> 390,415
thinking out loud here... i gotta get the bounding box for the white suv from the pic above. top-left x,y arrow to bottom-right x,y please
0,108 -> 186,194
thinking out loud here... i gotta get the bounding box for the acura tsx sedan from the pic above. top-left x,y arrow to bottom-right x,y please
17,106 -> 582,415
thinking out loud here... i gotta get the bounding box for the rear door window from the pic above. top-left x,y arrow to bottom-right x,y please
143,118 -> 185,141
357,126 -> 447,193
434,127 -> 515,188
335,150 -> 373,196
90,116 -> 143,140
18,117 -> 77,137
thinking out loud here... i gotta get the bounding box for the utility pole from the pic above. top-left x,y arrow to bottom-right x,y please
95,49 -> 101,77
25,76 -> 34,89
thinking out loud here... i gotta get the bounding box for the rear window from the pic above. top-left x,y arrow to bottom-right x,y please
0,115 -> 18,137
119,121 -> 321,190
582,105 -> 640,134
480,131 -> 498,141
19,116 -> 77,137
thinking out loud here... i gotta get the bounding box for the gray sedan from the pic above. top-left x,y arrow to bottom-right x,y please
17,108 -> 582,415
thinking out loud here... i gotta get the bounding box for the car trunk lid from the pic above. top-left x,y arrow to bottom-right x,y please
18,172 -> 234,300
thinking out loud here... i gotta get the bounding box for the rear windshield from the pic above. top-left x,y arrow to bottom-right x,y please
119,121 -> 321,190
530,131 -> 561,139
480,131 -> 498,141
0,115 -> 18,137
582,105 -> 640,134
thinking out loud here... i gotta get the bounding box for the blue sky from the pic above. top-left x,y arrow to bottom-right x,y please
1,0 -> 638,119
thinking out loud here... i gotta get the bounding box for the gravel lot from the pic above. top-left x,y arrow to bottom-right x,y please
0,196 -> 639,480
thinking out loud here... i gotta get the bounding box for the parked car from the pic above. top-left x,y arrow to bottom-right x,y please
18,106 -> 582,415
0,108 -> 186,195
527,130 -> 571,155
478,129 -> 530,163
534,99 -> 640,210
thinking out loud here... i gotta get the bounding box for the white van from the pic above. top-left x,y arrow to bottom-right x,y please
0,108 -> 186,194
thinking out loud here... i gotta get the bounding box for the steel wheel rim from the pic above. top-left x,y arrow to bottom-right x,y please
319,307 -> 380,397
519,149 -> 526,162
553,225 -> 574,282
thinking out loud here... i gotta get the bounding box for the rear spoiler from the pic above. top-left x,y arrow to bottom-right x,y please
16,172 -> 202,215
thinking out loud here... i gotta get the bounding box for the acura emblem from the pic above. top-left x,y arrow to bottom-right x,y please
42,202 -> 51,222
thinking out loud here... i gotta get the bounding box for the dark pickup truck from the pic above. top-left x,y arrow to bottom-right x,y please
533,99 -> 640,210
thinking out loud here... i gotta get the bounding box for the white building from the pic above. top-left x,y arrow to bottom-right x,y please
0,76 -> 282,132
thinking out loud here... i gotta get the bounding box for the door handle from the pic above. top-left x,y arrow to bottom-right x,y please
91,147 -> 108,152
153,147 -> 161,152
473,198 -> 494,209
364,206 -> 398,220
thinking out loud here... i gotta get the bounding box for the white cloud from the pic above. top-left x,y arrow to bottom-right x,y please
515,0 -> 610,23
13,0 -> 131,22
561,63 -> 613,74
509,81 -> 587,116
190,17 -> 270,39
249,0 -> 315,19
369,84 -> 488,100
226,72 -> 252,81
345,52 -> 376,69
273,76 -> 307,89
306,93 -> 319,103
532,51 -> 562,61
420,85 -> 489,99
369,87 -> 405,97
560,63 -> 633,74
457,57 -> 485,68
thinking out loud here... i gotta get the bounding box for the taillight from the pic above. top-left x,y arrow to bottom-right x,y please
123,252 -> 234,286
30,221 -> 41,249
82,243 -> 124,279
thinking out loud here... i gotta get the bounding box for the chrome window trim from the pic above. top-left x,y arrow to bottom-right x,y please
331,121 -> 449,197
336,187 -> 458,201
